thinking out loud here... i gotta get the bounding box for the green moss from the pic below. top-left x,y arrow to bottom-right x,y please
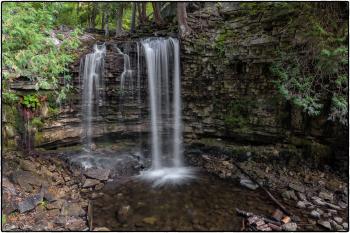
224,99 -> 257,130
48,107 -> 60,117
34,132 -> 44,145
31,117 -> 44,129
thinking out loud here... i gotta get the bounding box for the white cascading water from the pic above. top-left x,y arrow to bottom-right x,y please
81,43 -> 106,150
140,38 -> 195,186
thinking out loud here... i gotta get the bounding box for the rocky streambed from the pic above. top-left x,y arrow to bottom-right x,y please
2,142 -> 348,231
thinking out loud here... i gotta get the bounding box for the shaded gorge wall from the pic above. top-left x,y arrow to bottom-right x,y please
181,4 -> 348,172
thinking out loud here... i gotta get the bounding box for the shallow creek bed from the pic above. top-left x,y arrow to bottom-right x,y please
2,145 -> 348,231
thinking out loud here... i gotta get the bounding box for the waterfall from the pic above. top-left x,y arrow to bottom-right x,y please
140,37 -> 194,186
81,43 -> 106,150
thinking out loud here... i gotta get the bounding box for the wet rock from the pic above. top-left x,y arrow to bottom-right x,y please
20,160 -> 37,173
282,222 -> 297,231
296,201 -> 306,209
338,201 -> 347,209
46,199 -> 64,210
61,202 -> 85,217
310,210 -> 320,219
330,220 -> 343,231
291,215 -> 301,223
325,202 -> 341,210
2,192 -> 17,214
142,216 -> 157,225
282,190 -> 298,200
240,176 -> 259,190
289,182 -> 305,193
47,209 -> 61,217
296,192 -> 307,201
117,205 -> 130,223
13,170 -> 49,190
268,223 -> 281,231
2,177 -> 17,195
311,196 -> 325,206
91,192 -> 104,199
84,168 -> 110,181
317,220 -> 332,230
319,191 -> 333,202
334,217 -> 343,224
93,227 -> 111,231
342,223 -> 348,229
83,179 -> 100,188
95,183 -> 104,191
66,218 -> 86,231
18,193 -> 43,213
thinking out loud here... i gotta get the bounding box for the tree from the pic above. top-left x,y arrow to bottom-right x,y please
177,2 -> 191,38
115,4 -> 124,36
138,2 -> 148,25
130,3 -> 137,33
152,2 -> 165,26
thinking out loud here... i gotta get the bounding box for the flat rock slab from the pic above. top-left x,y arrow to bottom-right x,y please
61,202 -> 85,217
18,193 -> 43,213
83,179 -> 101,188
84,168 -> 110,181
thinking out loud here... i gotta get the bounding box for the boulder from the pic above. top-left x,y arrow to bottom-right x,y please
18,193 -> 43,213
83,179 -> 101,188
282,222 -> 297,231
61,202 -> 85,217
84,168 -> 110,181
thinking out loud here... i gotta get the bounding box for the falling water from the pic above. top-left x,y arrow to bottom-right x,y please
140,37 -> 194,185
81,43 -> 106,150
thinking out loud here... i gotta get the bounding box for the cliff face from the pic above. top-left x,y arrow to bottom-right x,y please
181,4 -> 348,170
3,3 -> 347,171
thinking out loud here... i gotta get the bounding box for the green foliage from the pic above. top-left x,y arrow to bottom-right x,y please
2,92 -> 19,104
224,100 -> 256,129
2,214 -> 6,226
21,94 -> 40,109
2,2 -> 81,102
268,3 -> 348,125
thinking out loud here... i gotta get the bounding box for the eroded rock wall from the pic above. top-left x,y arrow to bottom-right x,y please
181,4 -> 348,171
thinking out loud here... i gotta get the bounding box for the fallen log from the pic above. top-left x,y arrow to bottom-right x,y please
230,159 -> 291,216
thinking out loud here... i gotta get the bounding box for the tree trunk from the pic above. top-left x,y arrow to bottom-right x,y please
152,2 -> 165,26
130,3 -> 137,33
105,13 -> 109,36
115,6 -> 124,36
91,3 -> 97,29
177,2 -> 191,38
139,2 -> 148,24
101,12 -> 105,31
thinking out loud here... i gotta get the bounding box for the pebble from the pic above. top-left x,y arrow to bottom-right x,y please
330,220 -> 343,231
319,191 -> 333,202
325,202 -> 341,210
296,201 -> 306,208
342,223 -> 348,229
297,192 -> 307,201
289,182 -> 305,193
282,222 -> 297,231
317,220 -> 332,230
334,217 -> 342,224
310,210 -> 320,219
311,196 -> 325,206
282,190 -> 298,201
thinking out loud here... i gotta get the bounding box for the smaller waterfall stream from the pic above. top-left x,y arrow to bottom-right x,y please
81,43 -> 106,150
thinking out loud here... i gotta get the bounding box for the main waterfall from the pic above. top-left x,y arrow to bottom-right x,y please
140,38 -> 195,186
